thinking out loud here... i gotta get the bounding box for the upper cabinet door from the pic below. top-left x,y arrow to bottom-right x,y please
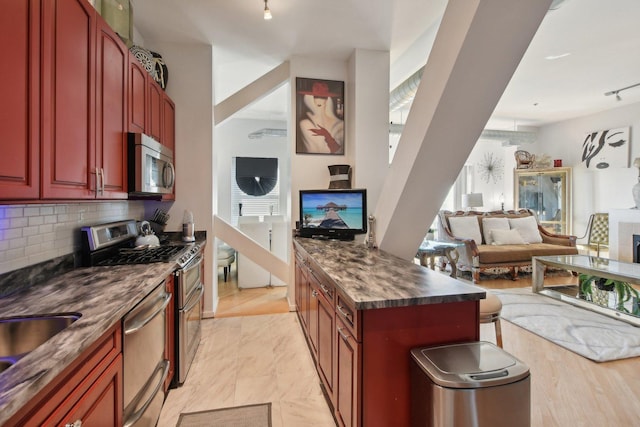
128,54 -> 147,134
147,80 -> 162,142
41,0 -> 97,199
161,94 -> 175,153
96,18 -> 128,199
0,0 -> 40,199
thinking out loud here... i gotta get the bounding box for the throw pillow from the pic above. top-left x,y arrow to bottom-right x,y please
492,229 -> 526,245
448,216 -> 482,244
508,216 -> 543,243
482,217 -> 510,245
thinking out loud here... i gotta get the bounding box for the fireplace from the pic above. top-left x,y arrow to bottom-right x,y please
634,234 -> 640,263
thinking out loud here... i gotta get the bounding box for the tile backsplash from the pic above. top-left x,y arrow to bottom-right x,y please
0,201 -> 146,275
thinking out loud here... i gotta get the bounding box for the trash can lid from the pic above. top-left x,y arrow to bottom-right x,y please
411,341 -> 530,388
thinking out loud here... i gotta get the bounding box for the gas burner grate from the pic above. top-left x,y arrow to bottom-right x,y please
97,245 -> 186,266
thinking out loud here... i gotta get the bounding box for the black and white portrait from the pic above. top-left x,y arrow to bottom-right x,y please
581,127 -> 629,169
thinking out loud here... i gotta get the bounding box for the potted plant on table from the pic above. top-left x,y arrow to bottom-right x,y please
578,274 -> 640,314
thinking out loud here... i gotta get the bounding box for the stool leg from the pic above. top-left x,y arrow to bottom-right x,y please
224,266 -> 228,282
494,318 -> 503,348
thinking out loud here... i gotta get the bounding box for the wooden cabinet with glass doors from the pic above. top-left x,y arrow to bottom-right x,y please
514,167 -> 571,235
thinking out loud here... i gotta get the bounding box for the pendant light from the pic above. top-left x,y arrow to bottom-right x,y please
263,0 -> 272,20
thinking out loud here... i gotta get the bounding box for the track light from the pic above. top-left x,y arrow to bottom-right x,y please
605,82 -> 640,101
263,0 -> 272,20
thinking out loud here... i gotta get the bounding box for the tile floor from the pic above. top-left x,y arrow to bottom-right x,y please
157,313 -> 337,426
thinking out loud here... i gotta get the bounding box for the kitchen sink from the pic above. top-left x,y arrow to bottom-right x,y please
0,313 -> 81,373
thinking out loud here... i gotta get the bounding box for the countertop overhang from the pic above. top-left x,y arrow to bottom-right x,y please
294,237 -> 486,310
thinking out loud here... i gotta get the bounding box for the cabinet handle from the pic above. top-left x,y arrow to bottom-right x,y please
100,168 -> 105,194
93,167 -> 100,195
336,304 -> 352,322
337,327 -> 351,342
65,421 -> 82,427
320,283 -> 332,297
311,290 -> 318,297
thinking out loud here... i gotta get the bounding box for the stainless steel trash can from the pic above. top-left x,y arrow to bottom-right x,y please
410,341 -> 530,427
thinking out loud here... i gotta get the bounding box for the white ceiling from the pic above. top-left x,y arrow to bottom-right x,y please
131,0 -> 640,127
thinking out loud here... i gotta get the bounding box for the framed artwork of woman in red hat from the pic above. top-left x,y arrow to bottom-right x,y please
296,77 -> 345,154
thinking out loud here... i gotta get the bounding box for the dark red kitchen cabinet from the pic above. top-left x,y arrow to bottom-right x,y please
161,93 -> 176,200
308,274 -> 320,357
162,93 -> 175,153
0,0 -> 40,199
317,288 -> 335,396
335,317 -> 360,427
41,0 -> 97,199
148,79 -> 162,142
6,324 -> 122,427
128,54 -> 147,133
95,17 -> 128,199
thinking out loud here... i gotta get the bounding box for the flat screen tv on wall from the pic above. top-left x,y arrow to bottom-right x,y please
298,189 -> 367,241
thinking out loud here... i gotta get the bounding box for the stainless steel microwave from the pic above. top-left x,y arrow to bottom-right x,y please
128,133 -> 175,196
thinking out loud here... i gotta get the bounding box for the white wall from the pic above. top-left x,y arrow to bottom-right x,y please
144,42 -> 215,313
289,56 -> 350,224
466,140 -> 517,211
349,49 -> 391,214
289,53 -> 390,229
534,101 -> 640,235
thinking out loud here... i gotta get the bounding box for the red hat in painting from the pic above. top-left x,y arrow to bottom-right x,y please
298,81 -> 338,98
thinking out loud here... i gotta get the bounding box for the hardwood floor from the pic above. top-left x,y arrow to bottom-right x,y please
469,269 -> 640,426
210,260 -> 640,425
215,262 -> 290,318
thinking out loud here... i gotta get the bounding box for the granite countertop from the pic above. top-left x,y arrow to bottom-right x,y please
294,237 -> 486,310
0,235 -> 207,425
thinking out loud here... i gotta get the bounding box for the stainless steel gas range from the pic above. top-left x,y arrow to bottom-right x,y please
81,220 -> 204,424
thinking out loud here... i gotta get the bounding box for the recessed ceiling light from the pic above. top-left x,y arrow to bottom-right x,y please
545,53 -> 571,60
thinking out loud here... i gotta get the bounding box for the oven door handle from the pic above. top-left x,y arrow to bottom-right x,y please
182,254 -> 203,272
124,293 -> 172,336
182,284 -> 204,313
123,359 -> 170,427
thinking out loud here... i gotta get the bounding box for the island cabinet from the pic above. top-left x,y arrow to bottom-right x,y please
293,238 -> 482,427
335,294 -> 361,427
310,268 -> 336,398
6,323 -> 123,427
295,251 -> 310,331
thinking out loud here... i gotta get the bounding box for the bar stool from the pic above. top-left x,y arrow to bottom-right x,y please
480,292 -> 503,348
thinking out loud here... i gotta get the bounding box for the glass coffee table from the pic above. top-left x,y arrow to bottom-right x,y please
532,255 -> 640,326
417,240 -> 463,278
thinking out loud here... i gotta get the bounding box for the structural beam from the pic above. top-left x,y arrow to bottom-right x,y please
214,61 -> 290,125
375,0 -> 553,259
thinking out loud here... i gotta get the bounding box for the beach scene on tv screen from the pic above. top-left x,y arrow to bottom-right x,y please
302,193 -> 364,229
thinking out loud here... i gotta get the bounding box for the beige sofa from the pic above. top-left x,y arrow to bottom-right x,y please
437,209 -> 578,283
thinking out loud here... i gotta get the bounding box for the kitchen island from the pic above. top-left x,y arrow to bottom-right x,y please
293,237 -> 486,427
0,261 -> 175,425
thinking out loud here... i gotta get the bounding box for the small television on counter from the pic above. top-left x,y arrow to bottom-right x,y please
298,189 -> 367,240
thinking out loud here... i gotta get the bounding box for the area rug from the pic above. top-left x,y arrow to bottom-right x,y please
176,403 -> 272,427
493,288 -> 640,362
